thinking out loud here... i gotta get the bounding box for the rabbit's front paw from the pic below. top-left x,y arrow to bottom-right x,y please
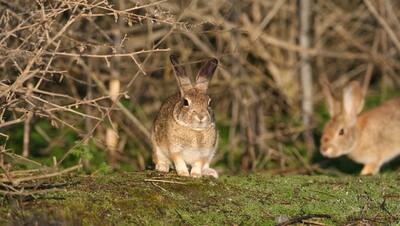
190,168 -> 202,178
190,161 -> 203,178
172,155 -> 190,177
176,168 -> 190,177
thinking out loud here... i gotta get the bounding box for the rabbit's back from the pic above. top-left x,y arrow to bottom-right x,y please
350,97 -> 400,163
357,97 -> 400,140
152,93 -> 180,146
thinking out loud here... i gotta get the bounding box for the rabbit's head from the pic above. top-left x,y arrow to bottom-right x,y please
169,55 -> 218,130
320,81 -> 365,158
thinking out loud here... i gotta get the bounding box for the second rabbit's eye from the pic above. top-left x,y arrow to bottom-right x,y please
338,128 -> 344,136
183,98 -> 189,106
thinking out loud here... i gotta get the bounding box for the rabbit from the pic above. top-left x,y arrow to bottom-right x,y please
320,80 -> 400,175
151,55 -> 219,178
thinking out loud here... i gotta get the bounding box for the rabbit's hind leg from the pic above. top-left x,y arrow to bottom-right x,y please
360,162 -> 381,175
202,161 -> 218,178
153,145 -> 170,173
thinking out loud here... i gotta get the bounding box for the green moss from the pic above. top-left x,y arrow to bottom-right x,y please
1,172 -> 399,225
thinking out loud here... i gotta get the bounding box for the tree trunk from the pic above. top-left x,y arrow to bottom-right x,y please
299,0 -> 315,156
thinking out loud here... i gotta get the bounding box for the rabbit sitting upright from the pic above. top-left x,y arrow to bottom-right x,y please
320,81 -> 400,175
151,55 -> 219,178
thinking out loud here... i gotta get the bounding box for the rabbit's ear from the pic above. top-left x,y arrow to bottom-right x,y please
343,81 -> 365,123
321,81 -> 340,117
195,58 -> 218,92
170,55 -> 192,93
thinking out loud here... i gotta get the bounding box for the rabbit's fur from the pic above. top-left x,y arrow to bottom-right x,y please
320,81 -> 400,175
151,55 -> 219,178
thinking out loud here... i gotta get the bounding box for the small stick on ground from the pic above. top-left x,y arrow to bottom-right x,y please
144,179 -> 187,185
276,214 -> 332,226
151,182 -> 167,192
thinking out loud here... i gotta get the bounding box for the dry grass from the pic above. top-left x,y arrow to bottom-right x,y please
1,0 -> 400,182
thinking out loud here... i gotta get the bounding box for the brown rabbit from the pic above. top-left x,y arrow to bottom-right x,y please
320,81 -> 400,175
151,55 -> 219,178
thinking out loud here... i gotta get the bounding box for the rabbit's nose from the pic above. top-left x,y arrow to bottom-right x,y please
196,115 -> 207,122
320,143 -> 332,154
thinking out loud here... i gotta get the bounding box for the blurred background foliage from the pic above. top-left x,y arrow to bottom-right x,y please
1,0 -> 400,175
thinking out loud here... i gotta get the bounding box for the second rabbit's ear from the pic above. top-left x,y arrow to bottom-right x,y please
195,58 -> 218,92
321,80 -> 340,117
343,81 -> 365,124
170,55 -> 192,93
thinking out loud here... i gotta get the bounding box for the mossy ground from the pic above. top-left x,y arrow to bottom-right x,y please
1,172 -> 400,226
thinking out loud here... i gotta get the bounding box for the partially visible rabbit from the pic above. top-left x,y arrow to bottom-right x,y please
151,55 -> 219,178
320,80 -> 400,175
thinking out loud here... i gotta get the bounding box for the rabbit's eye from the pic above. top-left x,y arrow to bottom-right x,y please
338,128 -> 344,136
183,98 -> 189,106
